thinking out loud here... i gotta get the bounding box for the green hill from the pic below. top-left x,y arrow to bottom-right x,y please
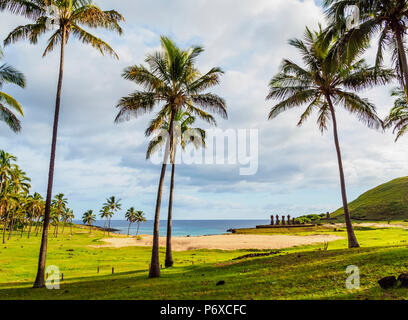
331,177 -> 408,220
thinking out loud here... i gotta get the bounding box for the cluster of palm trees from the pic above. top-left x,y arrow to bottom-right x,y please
268,1 -> 408,249
125,207 -> 146,236
0,150 -> 74,243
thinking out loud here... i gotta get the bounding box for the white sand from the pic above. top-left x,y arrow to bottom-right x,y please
90,233 -> 344,251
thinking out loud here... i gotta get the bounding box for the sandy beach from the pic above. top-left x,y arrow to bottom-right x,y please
91,233 -> 344,251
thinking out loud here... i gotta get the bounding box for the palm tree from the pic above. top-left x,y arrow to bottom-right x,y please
0,46 -> 25,132
0,0 -> 124,288
267,26 -> 394,248
125,207 -> 137,235
134,210 -> 146,236
65,208 -> 74,235
0,150 -> 17,195
51,193 -> 67,237
82,209 -> 96,233
384,88 -> 408,140
102,196 -> 121,236
147,110 -> 206,268
323,0 -> 408,96
99,206 -> 110,236
26,193 -> 42,238
115,36 -> 227,278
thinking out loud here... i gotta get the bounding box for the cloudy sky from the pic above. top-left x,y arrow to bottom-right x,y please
0,0 -> 406,220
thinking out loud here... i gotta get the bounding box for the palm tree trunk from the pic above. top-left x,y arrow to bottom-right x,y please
70,221 -> 73,235
327,96 -> 359,248
165,162 -> 175,268
2,216 -> 7,244
149,111 -> 174,278
33,26 -> 66,289
8,217 -> 14,240
108,218 -> 111,237
128,222 -> 131,236
27,213 -> 34,239
395,30 -> 408,98
136,222 -> 140,236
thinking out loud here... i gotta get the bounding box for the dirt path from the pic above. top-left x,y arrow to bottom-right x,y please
90,234 -> 344,251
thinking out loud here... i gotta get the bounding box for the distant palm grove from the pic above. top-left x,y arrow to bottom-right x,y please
0,0 -> 408,288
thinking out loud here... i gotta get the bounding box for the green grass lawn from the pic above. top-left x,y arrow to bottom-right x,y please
1,224 -> 408,299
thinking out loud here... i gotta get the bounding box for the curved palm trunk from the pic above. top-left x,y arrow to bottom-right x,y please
33,27 -> 66,289
149,111 -> 174,278
395,31 -> 408,98
327,96 -> 359,248
127,222 -> 131,236
165,162 -> 175,268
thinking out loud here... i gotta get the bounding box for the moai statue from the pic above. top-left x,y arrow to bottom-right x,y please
287,215 -> 291,225
326,212 -> 330,219
276,215 -> 280,225
292,218 -> 296,225
270,215 -> 274,226
282,215 -> 285,225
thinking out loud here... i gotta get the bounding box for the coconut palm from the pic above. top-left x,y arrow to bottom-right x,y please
134,210 -> 146,236
99,206 -> 110,236
51,193 -> 67,237
0,150 -> 17,195
26,192 -> 43,238
0,47 -> 25,132
267,26 -> 394,248
323,0 -> 408,96
115,36 -> 227,278
102,196 -> 121,236
65,208 -> 74,235
0,0 -> 124,288
384,88 -> 408,140
147,110 -> 206,268
125,207 -> 137,235
82,209 -> 96,233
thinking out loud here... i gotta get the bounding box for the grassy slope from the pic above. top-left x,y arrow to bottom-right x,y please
332,177 -> 408,220
1,224 -> 408,299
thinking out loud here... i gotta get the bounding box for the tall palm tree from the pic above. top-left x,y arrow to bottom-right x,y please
134,210 -> 146,236
82,209 -> 96,233
0,0 -> 124,288
147,110 -> 206,268
323,0 -> 408,96
115,36 -> 227,278
102,196 -> 121,236
0,46 -> 25,132
125,207 -> 137,236
384,88 -> 408,140
267,26 -> 394,248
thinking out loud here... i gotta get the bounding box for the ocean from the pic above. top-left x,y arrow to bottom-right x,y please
73,219 -> 270,237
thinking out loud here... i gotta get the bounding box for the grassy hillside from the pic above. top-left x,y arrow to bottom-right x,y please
332,177 -> 408,220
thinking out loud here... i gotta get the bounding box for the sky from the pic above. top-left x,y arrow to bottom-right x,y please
0,0 -> 407,220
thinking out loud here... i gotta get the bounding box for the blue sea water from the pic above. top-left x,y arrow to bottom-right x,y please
73,219 -> 269,237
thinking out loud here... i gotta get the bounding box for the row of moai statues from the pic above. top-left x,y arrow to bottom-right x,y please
270,215 -> 298,226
